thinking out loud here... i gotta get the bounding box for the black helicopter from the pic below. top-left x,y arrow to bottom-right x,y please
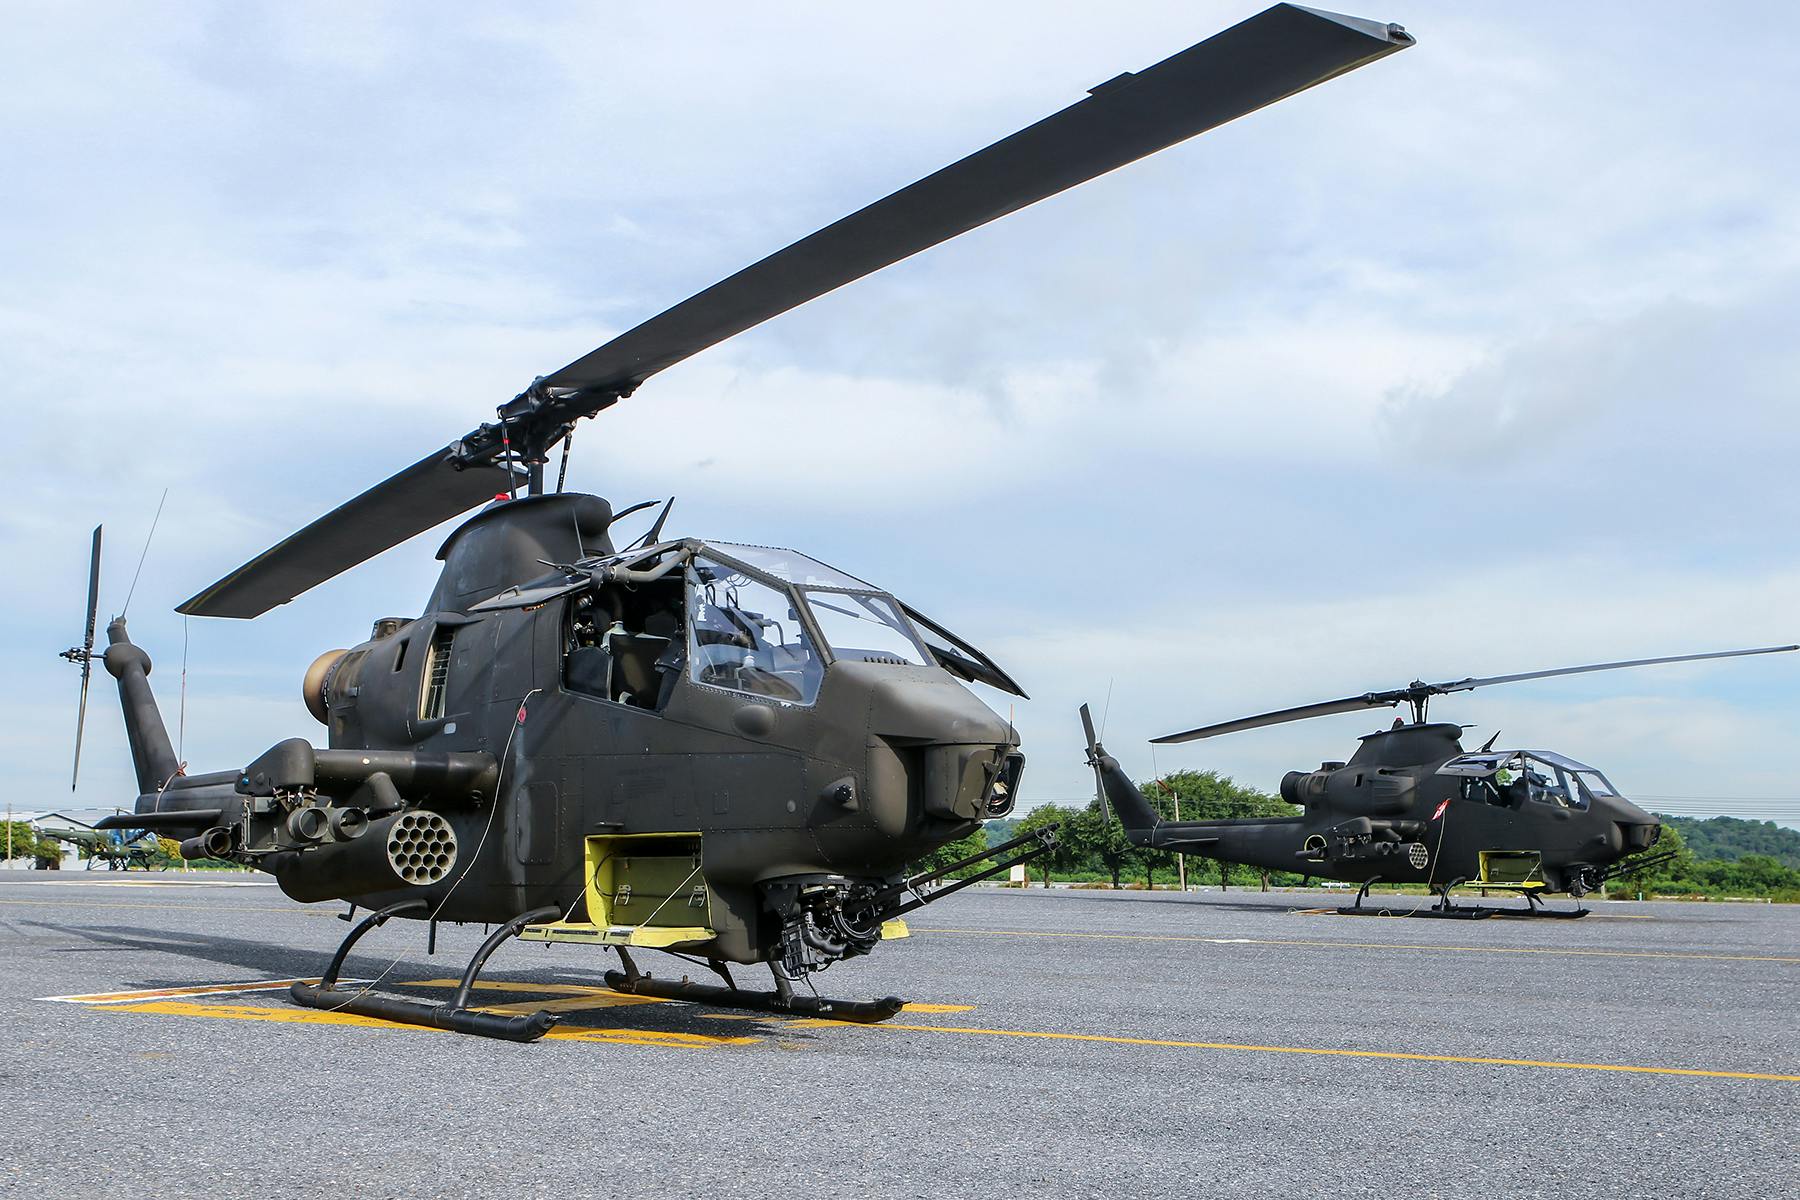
68,7 -> 1415,1038
1081,645 -> 1796,918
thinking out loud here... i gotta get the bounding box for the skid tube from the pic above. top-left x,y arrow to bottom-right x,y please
1484,890 -> 1590,919
291,901 -> 564,1042
1335,877 -> 1495,920
605,950 -> 905,1024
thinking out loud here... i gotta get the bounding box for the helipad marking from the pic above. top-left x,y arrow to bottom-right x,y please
99,1000 -> 755,1048
48,976 -> 1792,1077
860,1022 -> 1800,1082
913,927 -> 1800,964
397,979 -> 664,1013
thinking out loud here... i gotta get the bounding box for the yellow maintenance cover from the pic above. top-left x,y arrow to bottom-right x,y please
1477,849 -> 1546,886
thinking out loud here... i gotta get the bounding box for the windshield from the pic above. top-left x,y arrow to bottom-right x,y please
688,557 -> 822,704
802,590 -> 930,665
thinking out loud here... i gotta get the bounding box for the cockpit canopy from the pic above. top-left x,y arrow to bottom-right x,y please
480,538 -> 1026,709
689,543 -> 934,704
1437,749 -> 1621,812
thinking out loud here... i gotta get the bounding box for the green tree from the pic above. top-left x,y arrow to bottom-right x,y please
911,826 -> 991,879
1016,803 -> 1081,886
1145,770 -> 1287,890
1610,823 -> 1692,898
2,822 -> 57,866
1061,800 -> 1136,888
1,821 -> 35,861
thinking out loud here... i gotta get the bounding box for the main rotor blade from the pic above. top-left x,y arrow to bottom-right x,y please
178,450 -> 523,618
1438,644 -> 1800,695
1154,644 -> 1800,746
542,5 -> 1413,397
1151,694 -> 1391,744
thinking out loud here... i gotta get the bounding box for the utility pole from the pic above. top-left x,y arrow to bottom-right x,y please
1172,785 -> 1186,892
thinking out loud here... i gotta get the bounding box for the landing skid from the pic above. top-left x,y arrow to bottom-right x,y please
1485,890 -> 1589,919
605,949 -> 904,1024
1332,878 -> 1587,920
290,900 -> 564,1042
1333,902 -> 1495,920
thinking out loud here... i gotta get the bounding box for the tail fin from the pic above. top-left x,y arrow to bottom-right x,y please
102,618 -> 180,795
1079,703 -> 1162,847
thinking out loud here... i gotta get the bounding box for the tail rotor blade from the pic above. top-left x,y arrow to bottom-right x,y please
1079,703 -> 1108,818
71,525 -> 102,791
72,662 -> 92,792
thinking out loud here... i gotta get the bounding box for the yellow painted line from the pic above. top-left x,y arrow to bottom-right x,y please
402,979 -> 969,1014
913,927 -> 1800,965
861,1022 -> 1800,1082
77,989 -> 1797,1078
108,999 -> 405,1029
398,979 -> 666,1012
400,978 -> 643,997
98,1000 -> 755,1048
549,1026 -> 757,1048
39,978 -> 346,1004
476,993 -> 662,1015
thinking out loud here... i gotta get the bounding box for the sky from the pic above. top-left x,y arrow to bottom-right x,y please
4,1 -> 1798,828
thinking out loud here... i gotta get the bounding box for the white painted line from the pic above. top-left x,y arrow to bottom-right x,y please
40,978 -> 370,1005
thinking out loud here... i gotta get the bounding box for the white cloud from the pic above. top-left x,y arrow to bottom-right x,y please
5,2 -> 1798,832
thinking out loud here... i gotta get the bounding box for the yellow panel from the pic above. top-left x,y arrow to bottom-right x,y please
1477,849 -> 1545,886
881,918 -> 910,940
584,832 -> 710,932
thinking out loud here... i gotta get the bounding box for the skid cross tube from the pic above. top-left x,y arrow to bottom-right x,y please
864,825 -> 1060,917
291,904 -> 564,1042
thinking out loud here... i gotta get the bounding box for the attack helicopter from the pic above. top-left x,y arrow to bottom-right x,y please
1081,645 -> 1796,918
67,6 -> 1416,1038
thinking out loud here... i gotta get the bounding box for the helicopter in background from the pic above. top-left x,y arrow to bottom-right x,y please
69,7 -> 1415,1038
1082,645 -> 1796,918
41,826 -> 162,872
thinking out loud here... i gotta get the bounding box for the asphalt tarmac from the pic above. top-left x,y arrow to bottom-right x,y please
2,874 -> 1794,1199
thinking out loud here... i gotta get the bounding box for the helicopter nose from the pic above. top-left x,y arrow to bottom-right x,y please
861,674 -> 1023,833
1621,821 -> 1661,853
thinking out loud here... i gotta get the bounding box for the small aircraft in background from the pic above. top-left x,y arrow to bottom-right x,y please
1082,645 -> 1796,918
41,826 -> 162,871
